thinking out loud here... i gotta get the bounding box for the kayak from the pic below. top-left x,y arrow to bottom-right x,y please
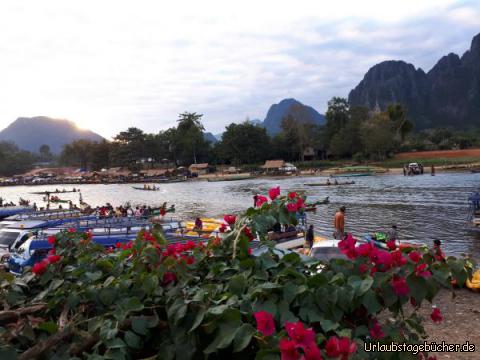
132,186 -> 159,191
305,182 -> 355,186
30,190 -> 78,194
466,269 -> 480,292
361,234 -> 418,250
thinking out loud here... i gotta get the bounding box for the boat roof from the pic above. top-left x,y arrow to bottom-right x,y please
4,220 -> 49,229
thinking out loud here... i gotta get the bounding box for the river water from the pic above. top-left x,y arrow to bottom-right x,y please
1,173 -> 479,258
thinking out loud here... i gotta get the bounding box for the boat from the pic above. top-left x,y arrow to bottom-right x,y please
0,206 -> 33,220
471,169 -> 480,174
305,181 -> 355,186
132,186 -> 160,191
304,197 -> 329,211
43,196 -> 69,203
30,189 -> 78,195
207,175 -> 254,182
360,233 -> 418,250
466,269 -> 480,292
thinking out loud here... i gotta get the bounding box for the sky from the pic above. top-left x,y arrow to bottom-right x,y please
0,0 -> 479,139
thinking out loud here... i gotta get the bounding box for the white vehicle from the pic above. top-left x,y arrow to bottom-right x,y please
308,239 -> 346,262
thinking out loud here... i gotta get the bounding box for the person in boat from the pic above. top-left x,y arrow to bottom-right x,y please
194,217 -> 203,232
334,179 -> 339,185
0,197 -> 3,206
58,204 -> 63,209
73,188 -> 76,192
68,200 -> 73,210
433,240 -> 446,262
33,202 -> 37,211
306,224 -> 314,249
387,225 -> 397,241
326,179 -> 331,185
431,165 -> 435,176
333,206 -> 346,240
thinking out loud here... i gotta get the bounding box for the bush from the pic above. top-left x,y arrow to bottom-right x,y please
0,190 -> 475,359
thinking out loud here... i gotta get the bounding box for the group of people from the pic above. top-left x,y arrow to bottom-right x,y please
0,198 -> 17,207
91,203 -> 156,218
143,184 -> 159,190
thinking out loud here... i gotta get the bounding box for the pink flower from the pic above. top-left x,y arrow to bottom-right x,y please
325,337 -> 341,358
408,251 -> 422,263
47,235 -> 56,245
303,342 -> 323,360
431,308 -> 443,323
47,255 -> 61,264
288,192 -> 298,199
224,215 -> 236,225
369,319 -> 385,340
279,339 -> 299,360
325,336 -> 356,359
162,272 -> 177,285
32,260 -> 48,275
414,263 -> 432,278
369,248 -> 393,270
391,250 -> 407,267
268,186 -> 280,200
357,242 -> 374,257
285,321 -> 315,349
296,197 -> 305,209
338,234 -> 357,259
391,276 -> 410,297
254,311 -> 275,336
386,240 -> 396,250
286,203 -> 298,213
67,228 -> 76,233
256,195 -> 268,207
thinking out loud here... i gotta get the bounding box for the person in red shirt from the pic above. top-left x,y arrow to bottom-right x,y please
333,206 -> 346,239
433,239 -> 446,262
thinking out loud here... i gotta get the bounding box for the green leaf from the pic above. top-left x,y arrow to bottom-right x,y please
124,331 -> 142,349
124,297 -> 144,313
85,271 -> 103,282
407,275 -> 427,303
233,323 -> 256,352
362,291 -> 382,314
228,275 -> 247,296
0,347 -> 18,360
132,316 -> 148,336
208,304 -> 228,315
100,288 -> 117,306
38,321 -> 58,334
107,337 -> 127,349
48,279 -> 64,291
255,349 -> 280,360
189,307 -> 206,332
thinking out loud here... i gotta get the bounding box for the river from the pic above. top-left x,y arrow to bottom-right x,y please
1,172 -> 479,258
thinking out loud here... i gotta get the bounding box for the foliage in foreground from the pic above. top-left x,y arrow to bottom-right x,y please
0,189 -> 475,359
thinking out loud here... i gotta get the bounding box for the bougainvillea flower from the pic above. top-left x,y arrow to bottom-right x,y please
256,195 -> 268,207
414,263 -> 432,278
162,272 -> 177,285
356,243 -> 374,257
160,208 -> 166,216
219,223 -> 227,233
285,322 -> 316,349
391,276 -> 410,297
325,337 -> 341,358
115,242 -> 122,248
338,235 -> 357,259
224,215 -> 236,225
32,260 -> 48,275
431,308 -> 443,323
359,263 -> 369,274
286,203 -> 298,213
338,337 -> 357,359
386,240 -> 396,250
296,197 -> 305,209
143,231 -> 155,242
408,251 -> 422,263
254,311 -> 275,336
279,338 -> 299,360
288,192 -> 297,199
67,228 -> 76,233
268,186 -> 280,200
391,250 -> 407,267
303,342 -> 323,360
369,248 -> 393,270
369,319 -> 385,339
47,235 -> 56,245
47,255 -> 61,264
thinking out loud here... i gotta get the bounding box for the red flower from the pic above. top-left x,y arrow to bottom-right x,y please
428,356 -> 437,360
357,243 -> 374,257
219,223 -> 227,233
243,227 -> 255,241
338,235 -> 357,259
325,337 -> 341,358
303,342 -> 323,360
338,337 -> 357,359
408,251 -> 422,263
248,248 -> 252,255
391,276 -> 410,297
115,242 -> 122,248
106,247 -> 114,253
410,297 -> 417,307
47,235 -> 56,245
286,203 -> 298,213
256,195 -> 268,207
285,321 -> 315,349
268,186 -> 280,200
431,308 -> 443,323
160,208 -> 166,216
288,192 -> 297,199
67,228 -> 76,233
369,248 -> 392,270
143,231 -> 155,242
184,240 -> 197,250
414,263 -> 432,278
391,250 -> 407,267
386,240 -> 396,250
162,272 -> 177,285
86,231 -> 93,240
369,319 -> 385,339
254,311 -> 275,336
48,248 -> 56,255
359,264 -> 368,274
32,260 -> 48,275
279,338 -> 299,360
370,266 -> 378,275
224,215 -> 236,225
47,255 -> 61,264
296,197 -> 305,209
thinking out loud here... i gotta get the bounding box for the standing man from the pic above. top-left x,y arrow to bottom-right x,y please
306,225 -> 315,249
333,206 -> 346,239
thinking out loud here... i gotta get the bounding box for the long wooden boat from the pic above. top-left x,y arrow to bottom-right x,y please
207,175 -> 255,182
305,181 -> 355,186
30,190 -> 79,195
132,186 -> 160,191
330,172 -> 372,178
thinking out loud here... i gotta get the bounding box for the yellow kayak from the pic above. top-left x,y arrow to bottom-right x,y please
466,269 -> 480,292
184,221 -> 219,232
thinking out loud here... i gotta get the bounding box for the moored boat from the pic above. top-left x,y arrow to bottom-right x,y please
305,181 -> 355,186
207,175 -> 255,182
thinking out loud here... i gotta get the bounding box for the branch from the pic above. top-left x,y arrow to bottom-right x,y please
0,304 -> 47,324
19,327 -> 73,360
232,225 -> 246,259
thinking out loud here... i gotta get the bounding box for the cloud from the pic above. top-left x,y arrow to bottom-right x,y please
0,0 -> 478,137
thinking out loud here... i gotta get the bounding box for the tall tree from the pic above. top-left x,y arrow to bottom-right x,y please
175,112 -> 207,165
38,144 -> 53,162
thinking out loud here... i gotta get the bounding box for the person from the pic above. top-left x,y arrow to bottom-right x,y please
431,165 -> 435,176
194,217 -> 203,232
253,194 -> 258,207
33,202 -> 37,211
272,222 -> 281,233
0,197 -> 3,206
334,179 -> 339,185
387,225 -> 397,241
333,206 -> 346,240
306,225 -> 314,249
326,179 -> 331,185
68,200 -> 73,210
403,166 -> 406,176
433,240 -> 446,262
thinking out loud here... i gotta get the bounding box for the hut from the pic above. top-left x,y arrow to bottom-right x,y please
189,163 -> 210,175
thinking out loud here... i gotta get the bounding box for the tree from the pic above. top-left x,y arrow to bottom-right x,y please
324,97 -> 349,143
0,141 -> 35,176
60,140 -> 94,170
38,144 -> 53,162
175,112 -> 208,165
112,127 -> 147,166
220,121 -> 270,165
360,113 -> 396,160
